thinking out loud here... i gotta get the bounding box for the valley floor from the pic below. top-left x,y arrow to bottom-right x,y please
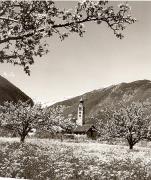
0,137 -> 151,180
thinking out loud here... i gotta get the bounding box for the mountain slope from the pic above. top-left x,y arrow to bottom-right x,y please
50,80 -> 151,123
0,75 -> 33,105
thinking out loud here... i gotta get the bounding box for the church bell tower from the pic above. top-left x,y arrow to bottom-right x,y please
77,97 -> 85,126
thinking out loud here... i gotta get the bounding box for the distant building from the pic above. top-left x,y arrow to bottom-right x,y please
74,124 -> 97,140
73,97 -> 98,140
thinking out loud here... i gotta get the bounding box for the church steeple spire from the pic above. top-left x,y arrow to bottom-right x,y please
77,97 -> 85,126
79,97 -> 83,103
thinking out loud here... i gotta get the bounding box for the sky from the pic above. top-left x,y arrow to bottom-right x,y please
0,1 -> 151,105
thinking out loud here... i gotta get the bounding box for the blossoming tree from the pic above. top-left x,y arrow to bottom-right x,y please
0,101 -> 45,142
0,1 -> 136,74
0,100 -> 75,142
44,106 -> 75,134
104,102 -> 151,149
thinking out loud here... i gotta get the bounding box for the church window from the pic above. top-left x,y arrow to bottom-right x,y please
79,107 -> 82,111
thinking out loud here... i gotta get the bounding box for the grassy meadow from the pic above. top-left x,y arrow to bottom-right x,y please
0,137 -> 151,180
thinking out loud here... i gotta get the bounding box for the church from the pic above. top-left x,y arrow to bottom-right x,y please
73,97 -> 98,140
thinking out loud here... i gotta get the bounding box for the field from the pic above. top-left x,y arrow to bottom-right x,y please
0,137 -> 151,180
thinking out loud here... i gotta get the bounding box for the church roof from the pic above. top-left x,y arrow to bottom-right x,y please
73,124 -> 97,133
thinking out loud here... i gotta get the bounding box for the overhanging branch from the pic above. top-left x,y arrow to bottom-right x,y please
0,17 -> 111,44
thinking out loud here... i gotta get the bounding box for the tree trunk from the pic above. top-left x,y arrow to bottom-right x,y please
129,143 -> 133,149
61,134 -> 64,142
19,128 -> 30,143
127,135 -> 134,150
20,135 -> 26,143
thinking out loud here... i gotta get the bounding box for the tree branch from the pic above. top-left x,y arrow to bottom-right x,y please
0,17 -> 108,44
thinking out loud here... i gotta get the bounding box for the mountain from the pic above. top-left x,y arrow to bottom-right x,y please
50,80 -> 151,124
0,75 -> 33,105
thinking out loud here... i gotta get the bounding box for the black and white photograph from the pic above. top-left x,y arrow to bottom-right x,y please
0,0 -> 151,179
